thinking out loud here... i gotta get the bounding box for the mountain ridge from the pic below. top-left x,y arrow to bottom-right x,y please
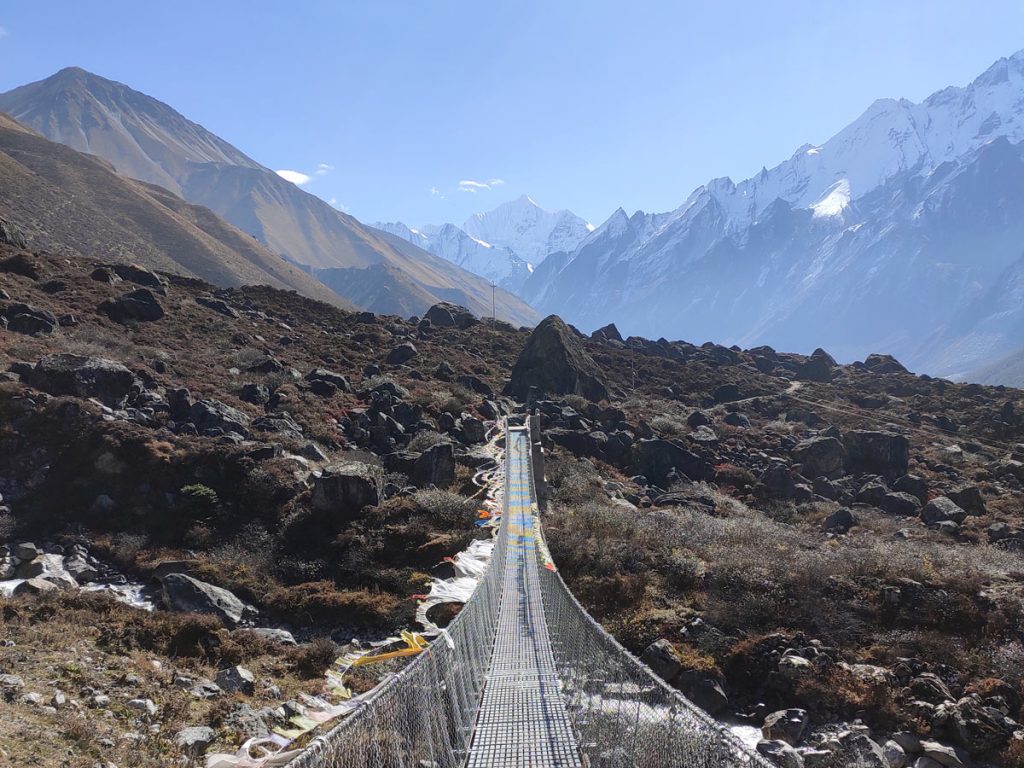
376,195 -> 592,296
0,67 -> 538,326
523,48 -> 1024,383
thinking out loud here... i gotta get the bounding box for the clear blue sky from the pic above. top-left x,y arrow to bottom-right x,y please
1,1 -> 1023,227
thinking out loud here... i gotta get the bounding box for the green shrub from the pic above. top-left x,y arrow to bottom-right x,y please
179,483 -> 220,516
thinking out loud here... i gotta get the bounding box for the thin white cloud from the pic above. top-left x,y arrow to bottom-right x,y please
328,197 -> 348,211
315,163 -> 334,176
0,26 -> 8,39
276,169 -> 311,186
429,186 -> 446,199
458,178 -> 505,193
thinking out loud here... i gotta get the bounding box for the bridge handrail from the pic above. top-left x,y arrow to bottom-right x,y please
282,426 -> 511,768
523,420 -> 772,767
283,416 -> 771,767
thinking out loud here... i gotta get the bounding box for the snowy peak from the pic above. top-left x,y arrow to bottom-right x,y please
462,195 -> 593,266
373,219 -> 530,292
680,48 -> 1024,234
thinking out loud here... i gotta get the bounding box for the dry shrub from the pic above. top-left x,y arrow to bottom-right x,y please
290,636 -> 340,678
413,489 -> 477,527
794,667 -> 905,731
263,581 -> 401,626
1000,739 -> 1024,768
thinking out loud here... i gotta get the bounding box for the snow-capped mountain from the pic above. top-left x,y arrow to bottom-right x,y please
462,195 -> 593,267
376,195 -> 592,295
524,49 -> 1024,382
372,221 -> 531,292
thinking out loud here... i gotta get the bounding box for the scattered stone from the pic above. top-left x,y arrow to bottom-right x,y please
762,708 -> 809,745
127,698 -> 158,716
757,739 -> 804,768
215,666 -> 256,695
175,726 -> 216,756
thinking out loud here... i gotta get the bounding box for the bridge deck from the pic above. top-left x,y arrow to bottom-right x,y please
466,428 -> 583,768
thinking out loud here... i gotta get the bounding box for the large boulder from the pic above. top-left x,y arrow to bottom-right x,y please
640,639 -> 681,682
591,323 -> 623,343
109,263 -> 168,295
25,354 -> 141,407
3,303 -> 57,335
99,288 -> 165,322
762,709 -> 809,745
424,302 -> 479,330
634,439 -> 711,486
412,442 -> 455,488
311,461 -> 382,517
385,342 -> 418,365
504,315 -> 609,403
189,399 -> 250,437
864,353 -> 909,374
843,431 -> 910,480
796,349 -> 836,383
161,573 -> 255,628
792,436 -> 845,478
921,497 -> 967,525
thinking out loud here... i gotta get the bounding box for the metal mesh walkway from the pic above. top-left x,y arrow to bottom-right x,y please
465,427 -> 583,767
283,416 -> 771,768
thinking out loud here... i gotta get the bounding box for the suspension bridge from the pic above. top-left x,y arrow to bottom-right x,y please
286,418 -> 769,768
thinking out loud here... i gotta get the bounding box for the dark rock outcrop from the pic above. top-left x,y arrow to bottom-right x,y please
386,342 -> 418,365
311,461 -> 383,517
98,288 -> 165,323
161,573 -> 255,627
792,435 -> 845,478
634,439 -> 710,486
843,430 -> 909,480
2,302 -> 58,335
424,302 -> 479,330
505,315 -> 609,402
25,354 -> 140,407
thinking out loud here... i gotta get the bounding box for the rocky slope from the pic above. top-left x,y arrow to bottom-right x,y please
4,244 -> 1024,765
523,49 -> 1024,383
0,67 -> 537,326
0,113 -> 349,308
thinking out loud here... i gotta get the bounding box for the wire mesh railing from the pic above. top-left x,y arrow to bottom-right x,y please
282,442 -> 509,768
284,416 -> 772,768
524,418 -> 772,768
